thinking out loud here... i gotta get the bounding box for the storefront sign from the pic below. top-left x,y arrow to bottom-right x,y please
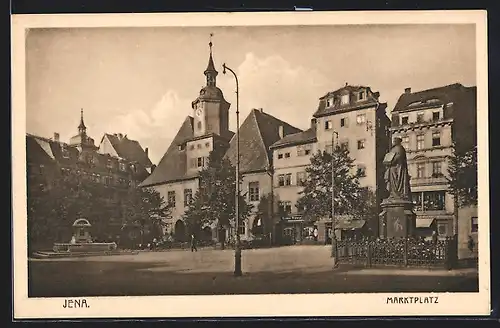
282,215 -> 303,222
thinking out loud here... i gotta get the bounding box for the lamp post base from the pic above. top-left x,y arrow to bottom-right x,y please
234,247 -> 242,277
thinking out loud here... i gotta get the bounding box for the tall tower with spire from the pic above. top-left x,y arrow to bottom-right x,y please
191,35 -> 231,138
69,108 -> 96,151
78,108 -> 87,136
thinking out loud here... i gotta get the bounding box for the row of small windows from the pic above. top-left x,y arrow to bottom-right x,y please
399,131 -> 442,151
324,114 -> 366,130
325,91 -> 366,108
412,190 -> 445,211
400,110 -> 441,125
60,168 -> 133,186
179,142 -> 211,151
60,148 -> 137,172
167,182 -> 261,208
277,145 -> 312,159
278,172 -> 306,187
277,139 -> 366,161
189,157 -> 209,169
196,122 -> 213,131
414,160 -> 444,179
325,139 -> 366,153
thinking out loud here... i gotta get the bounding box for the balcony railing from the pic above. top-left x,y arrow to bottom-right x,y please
391,117 -> 453,129
410,175 -> 448,186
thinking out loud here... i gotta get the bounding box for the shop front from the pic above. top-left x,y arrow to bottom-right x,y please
276,215 -> 319,245
336,218 -> 367,241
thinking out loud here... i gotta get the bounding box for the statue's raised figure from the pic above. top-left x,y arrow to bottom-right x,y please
383,137 -> 412,201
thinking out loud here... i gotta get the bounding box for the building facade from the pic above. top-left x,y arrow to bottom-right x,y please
389,83 -> 477,240
139,42 -> 301,242
26,110 -> 152,246
269,120 -> 318,244
268,84 -> 391,244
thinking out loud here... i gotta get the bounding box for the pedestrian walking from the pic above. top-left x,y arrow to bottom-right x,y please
467,235 -> 475,255
431,230 -> 438,244
190,234 -> 198,252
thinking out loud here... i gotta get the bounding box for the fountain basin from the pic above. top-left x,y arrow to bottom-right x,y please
53,242 -> 117,253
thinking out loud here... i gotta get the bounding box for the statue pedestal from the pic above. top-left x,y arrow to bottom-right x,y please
379,197 -> 416,239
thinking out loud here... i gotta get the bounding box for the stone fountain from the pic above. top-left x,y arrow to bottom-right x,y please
52,218 -> 118,253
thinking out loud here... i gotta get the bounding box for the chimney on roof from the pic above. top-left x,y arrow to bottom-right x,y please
118,133 -> 123,140
259,108 -> 264,113
405,87 -> 412,94
53,132 -> 60,142
145,147 -> 149,157
278,125 -> 284,139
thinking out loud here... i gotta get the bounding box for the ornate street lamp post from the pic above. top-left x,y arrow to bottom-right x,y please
331,130 -> 339,268
222,63 -> 242,277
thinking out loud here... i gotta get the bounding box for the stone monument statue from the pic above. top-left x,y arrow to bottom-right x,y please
379,137 -> 416,239
383,137 -> 412,200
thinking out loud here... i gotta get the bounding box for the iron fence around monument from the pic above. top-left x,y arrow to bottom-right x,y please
335,236 -> 458,269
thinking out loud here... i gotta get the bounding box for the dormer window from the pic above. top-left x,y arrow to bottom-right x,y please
358,91 -> 365,101
178,143 -> 186,151
61,145 -> 70,158
341,94 -> 350,105
326,98 -> 334,108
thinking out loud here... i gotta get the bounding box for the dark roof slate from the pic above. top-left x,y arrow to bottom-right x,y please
313,85 -> 381,118
270,127 -> 317,149
139,116 -> 196,187
101,133 -> 152,167
224,109 -> 302,173
140,109 -> 301,186
392,83 -> 473,112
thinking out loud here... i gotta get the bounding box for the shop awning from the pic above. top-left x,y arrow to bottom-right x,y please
416,218 -> 435,228
336,220 -> 366,230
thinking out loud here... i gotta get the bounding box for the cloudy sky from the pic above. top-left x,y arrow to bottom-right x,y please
26,24 -> 476,165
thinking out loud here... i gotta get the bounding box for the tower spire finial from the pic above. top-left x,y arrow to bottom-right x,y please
204,33 -> 218,87
78,108 -> 87,134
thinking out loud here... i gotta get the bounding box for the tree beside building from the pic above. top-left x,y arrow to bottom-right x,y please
182,147 -> 253,247
26,110 -> 154,251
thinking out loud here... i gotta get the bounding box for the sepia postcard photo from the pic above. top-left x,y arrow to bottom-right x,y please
11,10 -> 490,319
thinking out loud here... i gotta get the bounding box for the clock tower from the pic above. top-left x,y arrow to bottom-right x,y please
191,39 -> 230,138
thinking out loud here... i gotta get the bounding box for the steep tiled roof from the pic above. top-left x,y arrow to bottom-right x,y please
270,127 -> 317,149
313,84 -> 381,118
139,117 -> 196,187
26,134 -> 57,165
26,133 -> 149,179
27,134 -> 79,163
224,109 -> 302,173
101,133 -> 152,167
392,83 -> 472,112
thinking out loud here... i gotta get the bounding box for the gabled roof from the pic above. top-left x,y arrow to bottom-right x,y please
100,133 -> 152,167
392,83 -> 474,113
270,127 -> 317,149
313,84 -> 381,118
224,109 -> 302,173
139,117 -> 196,187
26,134 -> 79,163
26,134 -> 57,165
26,133 -> 149,179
